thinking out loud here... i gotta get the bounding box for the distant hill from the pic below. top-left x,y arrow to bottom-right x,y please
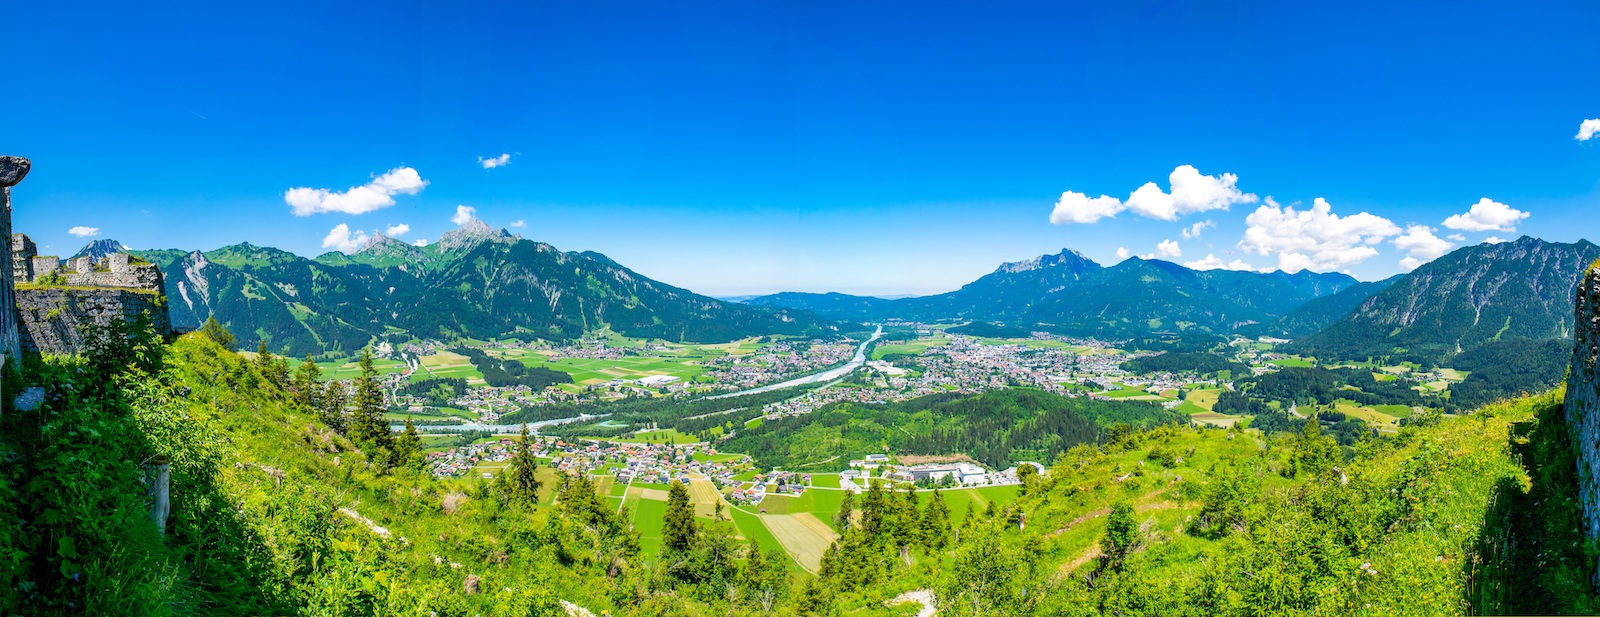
749,248 -> 1358,338
1289,236 -> 1600,363
1237,275 -> 1402,339
133,219 -> 839,357
70,238 -> 129,260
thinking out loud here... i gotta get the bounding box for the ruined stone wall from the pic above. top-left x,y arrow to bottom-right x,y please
16,287 -> 171,355
1565,261 -> 1600,574
11,233 -> 35,283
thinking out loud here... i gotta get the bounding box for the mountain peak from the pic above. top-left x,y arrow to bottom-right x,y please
996,248 -> 1100,274
436,218 -> 516,252
71,238 -> 130,260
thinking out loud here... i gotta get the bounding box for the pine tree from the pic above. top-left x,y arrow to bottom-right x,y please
502,424 -> 542,504
253,341 -> 290,390
1099,501 -> 1138,573
390,418 -> 423,470
662,480 -> 699,557
741,537 -> 787,612
291,355 -> 322,411
920,489 -> 952,550
347,348 -> 392,458
320,380 -> 348,433
834,489 -> 855,530
199,316 -> 235,350
860,480 -> 887,535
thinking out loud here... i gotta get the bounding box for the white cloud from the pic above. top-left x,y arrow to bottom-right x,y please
1184,254 -> 1258,271
509,220 -> 526,228
1394,225 -> 1453,259
67,226 -> 101,237
1049,165 -> 1256,224
413,239 -> 429,247
1578,119 -> 1600,141
1181,219 -> 1215,239
1442,198 -> 1529,232
1155,239 -> 1182,258
1115,247 -> 1131,260
1393,224 -> 1453,269
1484,236 -> 1508,244
451,205 -> 477,225
1238,197 -> 1402,273
322,224 -> 369,254
478,153 -> 512,169
1050,191 -> 1124,224
384,224 -> 411,237
285,167 -> 428,216
1124,165 -> 1258,221
1447,233 -> 1466,242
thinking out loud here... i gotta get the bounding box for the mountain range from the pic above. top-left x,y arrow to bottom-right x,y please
745,249 -> 1361,337
129,219 -> 838,357
52,225 -> 1588,366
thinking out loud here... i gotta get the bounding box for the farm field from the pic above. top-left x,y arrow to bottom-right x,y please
416,350 -> 483,383
870,335 -> 949,360
760,513 -> 838,571
493,350 -> 707,386
586,428 -> 701,445
1268,356 -> 1316,368
1190,412 -> 1241,428
318,356 -> 408,380
1184,387 -> 1220,410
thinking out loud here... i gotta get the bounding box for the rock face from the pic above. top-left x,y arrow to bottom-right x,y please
0,156 -> 29,188
1565,260 -> 1600,578
15,287 -> 171,354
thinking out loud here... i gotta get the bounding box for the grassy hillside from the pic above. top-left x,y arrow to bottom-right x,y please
3,324 -> 1595,615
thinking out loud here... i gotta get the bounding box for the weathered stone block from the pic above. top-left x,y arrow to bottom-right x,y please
1564,260 -> 1600,583
16,287 -> 171,355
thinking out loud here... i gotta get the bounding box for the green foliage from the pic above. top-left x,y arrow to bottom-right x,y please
199,316 -> 236,350
1098,502 -> 1138,574
1120,352 -> 1249,377
723,389 -> 1186,470
661,481 -> 698,558
345,348 -> 391,460
499,424 -> 542,504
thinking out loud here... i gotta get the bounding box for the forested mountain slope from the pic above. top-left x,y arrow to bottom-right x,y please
1291,236 -> 1600,363
748,249 -> 1356,337
134,219 -> 837,356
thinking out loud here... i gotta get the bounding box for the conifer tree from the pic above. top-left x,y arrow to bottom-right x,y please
502,424 -> 542,504
199,316 -> 235,350
347,348 -> 392,457
391,418 -> 423,471
920,489 -> 952,550
860,480 -> 887,535
834,489 -> 855,530
1099,501 -> 1138,573
320,380 -> 348,433
741,537 -> 787,612
662,480 -> 699,557
290,355 -> 322,410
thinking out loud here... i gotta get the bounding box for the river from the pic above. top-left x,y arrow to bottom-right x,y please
401,325 -> 882,433
707,324 -> 883,399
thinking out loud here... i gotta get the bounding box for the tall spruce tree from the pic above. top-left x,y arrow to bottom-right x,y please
834,489 -> 855,530
502,424 -> 542,504
320,380 -> 348,433
1100,501 -> 1138,573
391,418 -> 423,471
290,355 -> 322,410
662,480 -> 699,557
347,348 -> 392,458
920,489 -> 952,550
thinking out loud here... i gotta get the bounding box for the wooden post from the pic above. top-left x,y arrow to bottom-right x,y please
145,455 -> 171,535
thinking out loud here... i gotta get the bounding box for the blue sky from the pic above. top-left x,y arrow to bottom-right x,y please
7,1 -> 1599,296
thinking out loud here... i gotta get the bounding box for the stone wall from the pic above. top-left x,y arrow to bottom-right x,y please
10,233 -> 34,283
10,233 -> 163,290
1565,260 -> 1600,579
16,287 -> 171,355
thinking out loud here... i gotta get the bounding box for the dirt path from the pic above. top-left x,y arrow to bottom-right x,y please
888,589 -> 936,617
338,507 -> 391,538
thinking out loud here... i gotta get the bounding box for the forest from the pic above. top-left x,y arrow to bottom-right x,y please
720,389 -> 1186,469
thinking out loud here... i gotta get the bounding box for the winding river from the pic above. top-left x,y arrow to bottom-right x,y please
401,325 -> 882,434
